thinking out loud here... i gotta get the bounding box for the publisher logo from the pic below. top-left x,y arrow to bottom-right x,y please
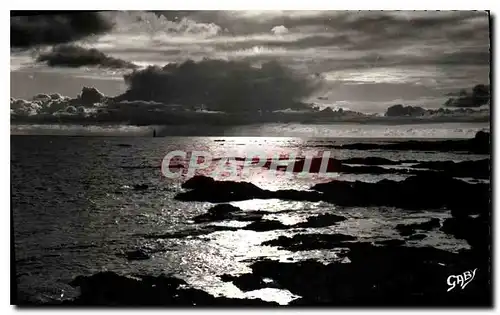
447,268 -> 478,292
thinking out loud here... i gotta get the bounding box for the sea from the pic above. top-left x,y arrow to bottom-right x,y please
11,122 -> 490,304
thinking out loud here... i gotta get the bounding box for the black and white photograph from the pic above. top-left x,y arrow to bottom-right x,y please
10,9 -> 492,307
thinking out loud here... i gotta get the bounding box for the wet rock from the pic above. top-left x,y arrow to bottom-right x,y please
192,204 -> 242,223
118,249 -> 150,261
261,233 -> 356,251
244,219 -> 288,232
231,211 -> 268,222
243,213 -> 346,232
294,213 -> 347,228
60,271 -> 278,306
396,218 -> 441,236
141,225 -> 239,239
181,175 -> 215,190
178,176 -> 269,202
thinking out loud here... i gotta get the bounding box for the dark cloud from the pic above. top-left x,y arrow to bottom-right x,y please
11,12 -> 113,48
116,59 -> 323,112
445,84 -> 490,108
36,44 -> 138,69
385,103 -> 489,117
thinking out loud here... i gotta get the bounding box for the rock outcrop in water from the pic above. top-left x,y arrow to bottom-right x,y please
176,174 -> 489,214
259,157 -> 490,179
312,173 -> 489,213
320,131 -> 490,154
192,204 -> 243,223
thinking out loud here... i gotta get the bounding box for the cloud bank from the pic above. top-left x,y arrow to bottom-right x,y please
117,59 -> 324,112
36,44 -> 138,69
11,84 -> 490,127
444,84 -> 491,108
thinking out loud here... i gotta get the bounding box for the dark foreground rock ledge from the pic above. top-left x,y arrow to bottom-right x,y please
18,272 -> 278,306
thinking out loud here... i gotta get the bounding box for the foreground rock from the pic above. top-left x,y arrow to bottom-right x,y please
223,242 -> 490,306
37,271 -> 277,306
441,214 -> 490,254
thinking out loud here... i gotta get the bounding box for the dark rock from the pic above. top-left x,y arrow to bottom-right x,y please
176,174 -> 489,214
141,225 -> 238,239
220,273 -> 281,292
406,233 -> 427,241
244,220 -> 288,232
181,175 -> 215,190
192,204 -> 242,223
60,271 -> 278,306
396,218 -> 441,236
321,132 -> 490,154
441,214 -> 490,253
312,173 -> 489,214
261,233 -> 356,251
226,242 -> 490,306
295,214 -> 347,228
411,159 -> 490,179
119,249 -> 150,261
178,176 -> 269,202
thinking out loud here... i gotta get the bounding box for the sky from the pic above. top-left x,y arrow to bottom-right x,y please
10,10 -> 490,113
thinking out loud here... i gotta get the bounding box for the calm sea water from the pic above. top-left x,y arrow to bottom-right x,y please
11,123 -> 490,304
11,122 -> 489,138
